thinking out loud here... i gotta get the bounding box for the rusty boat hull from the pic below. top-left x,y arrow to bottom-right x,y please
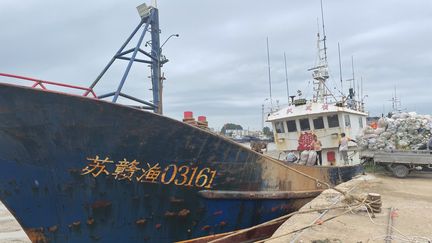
0,83 -> 363,242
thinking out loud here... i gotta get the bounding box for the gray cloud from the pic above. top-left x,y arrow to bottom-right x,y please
1,0 -> 431,130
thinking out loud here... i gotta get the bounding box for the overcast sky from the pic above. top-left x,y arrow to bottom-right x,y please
1,0 -> 431,130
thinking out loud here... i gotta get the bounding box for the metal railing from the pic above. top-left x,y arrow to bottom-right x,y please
0,73 -> 97,98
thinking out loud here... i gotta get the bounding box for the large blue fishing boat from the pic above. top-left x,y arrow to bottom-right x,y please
0,3 -> 363,243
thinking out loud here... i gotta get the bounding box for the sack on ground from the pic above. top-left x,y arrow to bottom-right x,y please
306,150 -> 317,166
298,151 -> 309,165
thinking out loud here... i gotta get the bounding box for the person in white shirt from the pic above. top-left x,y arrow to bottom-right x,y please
339,133 -> 356,165
311,135 -> 323,165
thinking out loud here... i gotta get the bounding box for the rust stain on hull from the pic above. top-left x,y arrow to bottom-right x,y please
25,228 -> 48,243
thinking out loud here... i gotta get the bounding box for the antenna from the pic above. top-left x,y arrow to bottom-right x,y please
338,42 -> 343,93
351,55 -> 355,90
357,76 -> 360,103
320,0 -> 327,61
388,85 -> 401,112
266,37 -> 273,110
394,85 -> 396,101
315,18 -> 321,69
284,52 -> 290,105
308,0 -> 330,104
360,76 -> 363,99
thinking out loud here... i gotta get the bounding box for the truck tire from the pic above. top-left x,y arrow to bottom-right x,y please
392,164 -> 409,178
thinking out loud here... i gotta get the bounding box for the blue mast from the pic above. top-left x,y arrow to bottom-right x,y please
87,3 -> 165,114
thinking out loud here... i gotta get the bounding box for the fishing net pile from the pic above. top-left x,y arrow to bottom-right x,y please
357,112 -> 432,151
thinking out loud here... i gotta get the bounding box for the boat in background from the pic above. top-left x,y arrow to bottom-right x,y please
267,1 -> 367,165
0,3 -> 363,243
232,135 -> 267,143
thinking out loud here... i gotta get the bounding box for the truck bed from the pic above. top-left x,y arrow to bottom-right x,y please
360,149 -> 432,165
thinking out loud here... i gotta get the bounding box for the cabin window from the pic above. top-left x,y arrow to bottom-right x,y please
299,118 -> 310,131
344,114 -> 351,127
275,122 -> 285,133
286,120 -> 297,132
327,114 -> 339,128
313,117 -> 325,130
359,117 -> 364,128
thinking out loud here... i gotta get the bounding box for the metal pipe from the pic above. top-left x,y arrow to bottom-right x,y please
119,93 -> 156,107
138,48 -> 156,60
151,8 -> 162,114
86,18 -> 146,95
98,92 -> 116,99
113,12 -> 153,103
115,48 -> 135,58
160,34 -> 179,49
116,56 -> 152,64
129,105 -> 154,110
0,72 -> 95,94
385,207 -> 394,243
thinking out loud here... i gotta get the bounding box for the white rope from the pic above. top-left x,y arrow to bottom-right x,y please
288,181 -> 361,242
364,206 -> 431,243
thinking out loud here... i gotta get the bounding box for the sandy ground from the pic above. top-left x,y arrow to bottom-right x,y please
267,172 -> 432,243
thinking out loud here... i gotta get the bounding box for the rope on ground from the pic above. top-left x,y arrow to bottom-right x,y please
208,181 -> 365,243
254,199 -> 379,243
207,204 -> 361,243
289,180 -> 364,242
372,234 -> 432,243
365,207 -> 432,243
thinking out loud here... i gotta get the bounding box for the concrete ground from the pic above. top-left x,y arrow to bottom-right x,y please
267,172 -> 432,243
0,204 -> 30,243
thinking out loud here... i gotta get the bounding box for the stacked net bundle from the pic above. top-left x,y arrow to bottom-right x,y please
357,112 -> 432,151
